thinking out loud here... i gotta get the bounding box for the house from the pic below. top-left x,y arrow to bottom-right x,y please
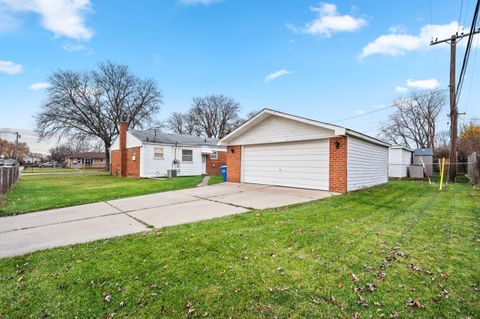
413,148 -> 434,177
218,109 -> 390,193
110,120 -> 227,178
66,152 -> 106,168
388,145 -> 413,178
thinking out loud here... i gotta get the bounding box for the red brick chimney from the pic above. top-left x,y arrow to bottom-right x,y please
119,117 -> 128,177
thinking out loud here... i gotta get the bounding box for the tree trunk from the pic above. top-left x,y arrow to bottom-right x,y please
104,141 -> 111,174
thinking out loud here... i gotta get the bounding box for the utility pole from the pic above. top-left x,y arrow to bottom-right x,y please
14,131 -> 20,162
430,28 -> 480,182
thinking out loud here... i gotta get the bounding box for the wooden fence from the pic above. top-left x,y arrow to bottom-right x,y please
0,167 -> 19,195
467,152 -> 479,183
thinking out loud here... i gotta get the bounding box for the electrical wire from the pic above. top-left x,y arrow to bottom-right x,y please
456,0 -> 480,105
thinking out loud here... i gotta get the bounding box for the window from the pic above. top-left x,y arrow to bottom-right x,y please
210,151 -> 218,160
182,149 -> 193,162
154,147 -> 164,159
83,158 -> 92,166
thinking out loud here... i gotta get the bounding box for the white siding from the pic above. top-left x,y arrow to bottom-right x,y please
229,115 -> 335,145
141,144 -> 203,177
347,136 -> 388,191
388,148 -> 412,178
242,140 -> 329,190
110,132 -> 142,150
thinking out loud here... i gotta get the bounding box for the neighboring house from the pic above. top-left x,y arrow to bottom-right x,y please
388,145 -> 413,178
218,109 -> 390,193
413,148 -> 434,177
110,121 -> 226,178
22,156 -> 41,164
66,152 -> 106,169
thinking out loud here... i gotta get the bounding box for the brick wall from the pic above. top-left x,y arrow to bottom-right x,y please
329,136 -> 347,193
111,147 -> 141,178
111,149 -> 121,176
226,145 -> 241,183
206,151 -> 227,175
119,121 -> 128,177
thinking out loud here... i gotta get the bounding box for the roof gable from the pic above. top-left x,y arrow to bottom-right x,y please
219,109 -> 345,145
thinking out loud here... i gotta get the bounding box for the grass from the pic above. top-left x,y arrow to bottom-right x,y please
0,174 -> 204,216
21,167 -> 107,174
0,181 -> 478,318
208,174 -> 224,185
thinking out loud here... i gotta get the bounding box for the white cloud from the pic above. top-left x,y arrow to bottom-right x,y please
0,0 -> 93,40
353,109 -> 365,115
406,78 -> 440,90
0,9 -> 20,31
28,82 -> 50,90
360,21 -> 463,59
0,60 -> 22,74
394,78 -> 440,93
265,69 -> 292,82
288,3 -> 366,37
178,0 -> 222,5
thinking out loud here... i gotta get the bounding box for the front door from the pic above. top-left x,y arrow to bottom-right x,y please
202,154 -> 207,175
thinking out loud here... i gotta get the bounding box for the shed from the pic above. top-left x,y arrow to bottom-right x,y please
413,148 -> 434,177
218,109 -> 390,193
388,145 -> 413,178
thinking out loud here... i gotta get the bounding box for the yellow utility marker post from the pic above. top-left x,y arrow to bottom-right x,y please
439,157 -> 446,191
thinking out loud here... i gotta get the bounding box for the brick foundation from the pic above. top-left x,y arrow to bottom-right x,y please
226,145 -> 241,183
329,136 -> 347,193
206,151 -> 227,176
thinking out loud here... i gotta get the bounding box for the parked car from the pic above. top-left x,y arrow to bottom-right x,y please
40,162 -> 56,168
3,159 -> 18,167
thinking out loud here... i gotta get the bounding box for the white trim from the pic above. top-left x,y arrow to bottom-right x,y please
345,130 -> 390,147
219,108 -> 345,145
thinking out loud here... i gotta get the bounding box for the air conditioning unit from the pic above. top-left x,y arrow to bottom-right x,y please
167,169 -> 178,178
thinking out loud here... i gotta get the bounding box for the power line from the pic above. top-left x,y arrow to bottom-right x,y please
332,105 -> 394,124
456,0 -> 480,105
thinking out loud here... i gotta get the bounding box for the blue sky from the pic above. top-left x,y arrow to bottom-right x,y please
1,0 -> 479,140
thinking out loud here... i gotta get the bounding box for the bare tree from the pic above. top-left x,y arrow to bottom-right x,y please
35,61 -> 162,165
167,112 -> 196,135
435,130 -> 450,148
379,90 -> 446,149
167,95 -> 242,138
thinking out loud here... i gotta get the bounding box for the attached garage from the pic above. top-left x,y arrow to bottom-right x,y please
219,109 -> 390,193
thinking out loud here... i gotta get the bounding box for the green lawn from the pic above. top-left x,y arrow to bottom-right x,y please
21,167 -> 107,174
0,181 -> 478,318
0,174 -> 204,216
208,174 -> 224,185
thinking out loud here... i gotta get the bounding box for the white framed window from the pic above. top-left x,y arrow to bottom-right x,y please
83,158 -> 92,166
154,147 -> 164,159
182,149 -> 193,162
210,151 -> 218,160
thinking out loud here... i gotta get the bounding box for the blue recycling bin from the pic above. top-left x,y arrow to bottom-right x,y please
220,165 -> 227,182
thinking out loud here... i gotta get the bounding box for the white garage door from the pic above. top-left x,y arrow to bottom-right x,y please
242,140 -> 329,190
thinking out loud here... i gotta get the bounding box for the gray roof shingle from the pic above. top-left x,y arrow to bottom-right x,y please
129,129 -> 219,147
414,148 -> 433,156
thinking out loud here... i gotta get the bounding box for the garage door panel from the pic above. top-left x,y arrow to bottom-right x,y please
243,140 -> 329,190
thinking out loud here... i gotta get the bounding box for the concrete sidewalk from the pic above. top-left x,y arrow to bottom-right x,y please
0,183 -> 333,258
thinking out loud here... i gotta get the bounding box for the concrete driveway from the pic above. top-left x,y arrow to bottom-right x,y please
0,183 -> 333,258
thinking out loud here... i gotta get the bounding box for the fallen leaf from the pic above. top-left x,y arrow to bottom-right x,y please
352,273 -> 360,282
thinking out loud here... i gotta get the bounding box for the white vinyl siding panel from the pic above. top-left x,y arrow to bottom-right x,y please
243,140 -> 329,190
388,148 -> 412,178
230,116 -> 335,145
141,144 -> 203,177
347,136 -> 388,191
